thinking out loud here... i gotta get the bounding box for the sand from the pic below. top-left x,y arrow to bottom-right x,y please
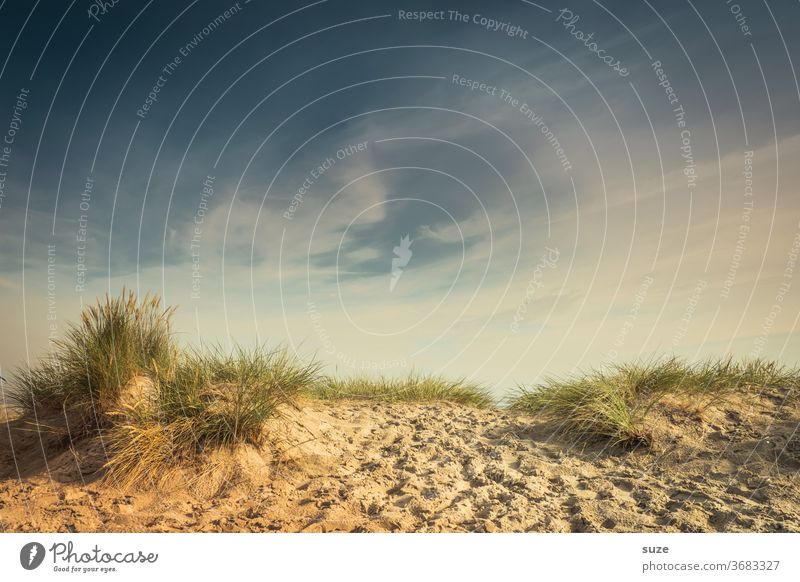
1,387 -> 798,532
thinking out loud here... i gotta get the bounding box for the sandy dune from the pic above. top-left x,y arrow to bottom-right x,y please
1,388 -> 799,532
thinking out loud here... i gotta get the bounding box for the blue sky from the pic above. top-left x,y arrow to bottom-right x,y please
1,0 -> 799,391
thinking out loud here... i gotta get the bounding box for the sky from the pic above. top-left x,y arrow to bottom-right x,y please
0,0 -> 799,393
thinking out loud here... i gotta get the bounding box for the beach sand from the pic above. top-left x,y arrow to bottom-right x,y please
1,387 -> 798,532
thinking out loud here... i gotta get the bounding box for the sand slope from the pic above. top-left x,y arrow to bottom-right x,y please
1,389 -> 799,532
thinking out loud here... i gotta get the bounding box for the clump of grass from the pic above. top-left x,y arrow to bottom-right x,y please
512,369 -> 653,446
512,357 -> 800,447
10,289 -> 174,419
102,417 -> 198,490
676,357 -> 799,406
306,374 -> 494,408
158,344 -> 322,445
6,290 -> 321,488
104,344 -> 321,487
615,357 -> 690,397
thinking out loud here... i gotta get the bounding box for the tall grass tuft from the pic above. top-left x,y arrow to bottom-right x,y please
512,369 -> 652,446
676,356 -> 800,406
10,289 -> 174,419
103,417 -> 198,490
157,345 -> 322,445
103,345 -> 321,487
306,374 -> 494,408
511,357 -> 800,446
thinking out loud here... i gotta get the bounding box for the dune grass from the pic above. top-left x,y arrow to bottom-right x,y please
7,289 -> 799,482
305,374 -> 494,408
129,344 -> 320,445
511,357 -> 800,446
9,290 -> 174,420
5,291 -> 321,487
104,345 -> 321,487
512,368 -> 651,446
